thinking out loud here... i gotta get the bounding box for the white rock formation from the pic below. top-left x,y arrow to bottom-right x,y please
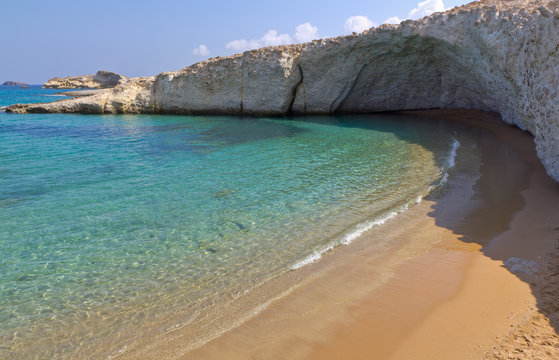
6,0 -> 559,181
43,70 -> 127,89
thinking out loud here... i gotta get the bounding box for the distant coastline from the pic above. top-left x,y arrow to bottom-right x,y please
1,81 -> 29,87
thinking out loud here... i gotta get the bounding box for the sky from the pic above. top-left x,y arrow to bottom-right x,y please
0,0 -> 469,84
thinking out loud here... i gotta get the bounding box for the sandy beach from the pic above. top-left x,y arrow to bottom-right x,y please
4,1 -> 559,358
172,109 -> 559,360
26,109 -> 555,359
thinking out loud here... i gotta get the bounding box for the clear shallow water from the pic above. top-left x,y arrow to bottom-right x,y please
0,87 -> 456,358
0,85 -> 72,107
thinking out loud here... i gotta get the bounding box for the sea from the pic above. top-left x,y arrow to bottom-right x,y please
0,86 -> 460,358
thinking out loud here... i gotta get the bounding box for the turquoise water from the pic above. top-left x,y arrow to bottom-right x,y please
0,87 -> 456,358
0,85 -> 72,107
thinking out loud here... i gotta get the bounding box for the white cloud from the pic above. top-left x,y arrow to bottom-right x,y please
383,16 -> 403,25
193,44 -> 210,57
260,30 -> 292,46
408,0 -> 446,20
226,30 -> 291,52
225,39 -> 260,53
295,22 -> 319,43
344,16 -> 376,33
381,0 -> 447,25
226,23 -> 319,53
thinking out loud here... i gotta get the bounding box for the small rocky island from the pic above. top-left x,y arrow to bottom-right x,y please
43,70 -> 126,89
2,81 -> 29,86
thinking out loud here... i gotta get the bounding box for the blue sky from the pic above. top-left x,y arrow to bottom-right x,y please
1,0 -> 468,84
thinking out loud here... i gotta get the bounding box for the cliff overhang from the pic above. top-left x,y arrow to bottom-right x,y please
6,0 -> 559,182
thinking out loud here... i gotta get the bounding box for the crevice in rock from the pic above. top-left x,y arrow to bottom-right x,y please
330,63 -> 368,114
151,78 -> 159,114
240,61 -> 245,114
101,92 -> 109,114
287,63 -> 304,115
542,43 -> 559,66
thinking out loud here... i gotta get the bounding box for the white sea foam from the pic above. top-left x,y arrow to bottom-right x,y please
290,205 -> 414,271
341,210 -> 399,245
290,244 -> 336,270
290,137 -> 462,271
447,138 -> 460,169
189,135 -> 464,354
438,138 -> 460,187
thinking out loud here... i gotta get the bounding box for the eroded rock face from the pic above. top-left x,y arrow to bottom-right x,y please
43,71 -> 127,89
152,47 -> 303,115
6,0 -> 559,181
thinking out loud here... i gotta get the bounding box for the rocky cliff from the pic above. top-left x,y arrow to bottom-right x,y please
6,0 -> 559,181
43,70 -> 126,89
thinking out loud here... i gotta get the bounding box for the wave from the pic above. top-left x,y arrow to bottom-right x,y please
438,137 -> 460,186
290,137 -> 461,271
290,244 -> 337,270
290,201 -> 413,270
447,138 -> 460,169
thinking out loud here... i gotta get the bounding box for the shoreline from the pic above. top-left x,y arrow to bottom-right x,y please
3,108 -> 557,358
176,109 -> 559,359
101,111 -> 477,359
54,89 -> 110,97
0,110 -> 455,359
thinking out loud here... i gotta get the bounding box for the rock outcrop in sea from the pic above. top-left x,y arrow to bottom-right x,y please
2,81 -> 29,86
6,0 -> 559,182
43,70 -> 126,89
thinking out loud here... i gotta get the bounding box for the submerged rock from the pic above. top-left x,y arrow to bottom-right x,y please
211,189 -> 237,198
6,0 -> 559,182
505,257 -> 539,276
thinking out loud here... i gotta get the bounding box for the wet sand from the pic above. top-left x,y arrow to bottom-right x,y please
180,109 -> 559,359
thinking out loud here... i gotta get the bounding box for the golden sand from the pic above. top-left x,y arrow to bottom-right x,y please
176,110 -> 559,360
